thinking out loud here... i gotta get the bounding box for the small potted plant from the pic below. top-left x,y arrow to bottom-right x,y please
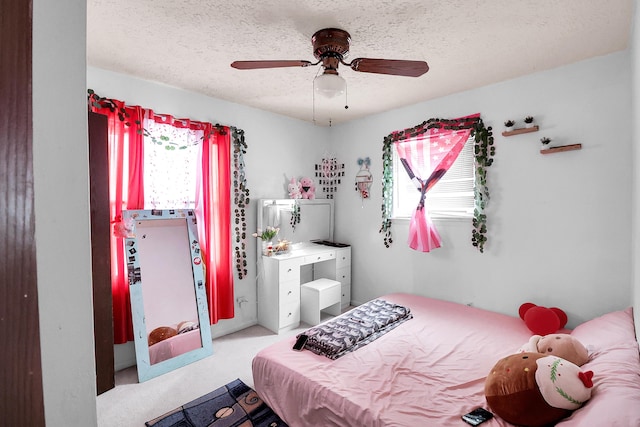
504,120 -> 515,132
253,226 -> 280,256
524,116 -> 535,128
540,136 -> 552,150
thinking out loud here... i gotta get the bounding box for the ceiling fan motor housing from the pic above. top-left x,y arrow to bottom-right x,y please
312,28 -> 351,66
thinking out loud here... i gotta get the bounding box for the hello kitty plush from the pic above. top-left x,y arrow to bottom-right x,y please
299,177 -> 316,199
288,177 -> 302,199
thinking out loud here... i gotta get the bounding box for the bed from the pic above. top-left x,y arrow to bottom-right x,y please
252,293 -> 640,426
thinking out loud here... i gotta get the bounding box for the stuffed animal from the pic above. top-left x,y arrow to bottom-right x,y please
288,177 -> 302,199
148,326 -> 177,346
113,216 -> 135,238
519,333 -> 589,366
299,177 -> 316,199
177,320 -> 198,334
485,353 -> 594,427
519,302 -> 568,335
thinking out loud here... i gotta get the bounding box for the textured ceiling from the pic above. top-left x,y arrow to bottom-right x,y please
87,0 -> 633,126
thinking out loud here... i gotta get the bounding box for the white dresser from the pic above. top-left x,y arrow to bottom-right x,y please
257,243 -> 351,334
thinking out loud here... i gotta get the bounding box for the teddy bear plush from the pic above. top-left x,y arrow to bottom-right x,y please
299,177 -> 316,199
288,177 -> 302,199
485,352 -> 594,426
148,326 -> 177,346
519,333 -> 589,366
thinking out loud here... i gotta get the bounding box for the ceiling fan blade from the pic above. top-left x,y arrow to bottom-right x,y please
349,58 -> 429,77
231,60 -> 313,70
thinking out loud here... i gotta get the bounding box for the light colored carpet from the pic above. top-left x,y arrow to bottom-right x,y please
97,323 -> 305,427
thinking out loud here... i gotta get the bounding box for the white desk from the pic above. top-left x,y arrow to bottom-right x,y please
257,243 -> 351,334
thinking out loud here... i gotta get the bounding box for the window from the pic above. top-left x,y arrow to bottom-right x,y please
393,137 -> 474,219
143,117 -> 200,209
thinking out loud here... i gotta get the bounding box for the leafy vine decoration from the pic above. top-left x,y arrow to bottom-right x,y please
88,89 -> 136,126
232,127 -> 250,279
290,201 -> 301,231
380,137 -> 394,248
471,120 -> 495,252
380,117 -> 494,252
88,89 -> 251,276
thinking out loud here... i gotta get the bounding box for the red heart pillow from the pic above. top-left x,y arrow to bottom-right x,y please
519,303 -> 567,335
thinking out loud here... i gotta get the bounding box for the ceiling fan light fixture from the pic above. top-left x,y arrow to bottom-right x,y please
314,72 -> 346,98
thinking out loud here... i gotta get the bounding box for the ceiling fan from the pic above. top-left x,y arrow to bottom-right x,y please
231,28 -> 429,97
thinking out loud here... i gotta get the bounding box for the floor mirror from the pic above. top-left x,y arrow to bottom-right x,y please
123,209 -> 213,382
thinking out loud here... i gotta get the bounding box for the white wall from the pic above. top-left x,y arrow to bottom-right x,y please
87,67 -> 331,368
631,1 -> 640,339
330,51 -> 632,328
33,0 -> 97,425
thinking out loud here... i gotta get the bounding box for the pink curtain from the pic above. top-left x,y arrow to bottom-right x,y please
90,99 -> 145,344
394,114 -> 479,252
195,125 -> 234,323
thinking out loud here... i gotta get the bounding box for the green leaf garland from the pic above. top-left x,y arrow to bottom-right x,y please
471,120 -> 494,253
290,201 -> 301,231
232,127 -> 249,279
380,136 -> 394,248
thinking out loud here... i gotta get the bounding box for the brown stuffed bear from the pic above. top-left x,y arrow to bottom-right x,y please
148,326 -> 177,346
485,353 -> 594,427
519,333 -> 589,366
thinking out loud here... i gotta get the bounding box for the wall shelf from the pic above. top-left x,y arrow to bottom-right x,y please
502,125 -> 539,136
540,144 -> 582,154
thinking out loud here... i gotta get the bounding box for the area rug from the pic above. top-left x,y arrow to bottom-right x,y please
145,378 -> 288,427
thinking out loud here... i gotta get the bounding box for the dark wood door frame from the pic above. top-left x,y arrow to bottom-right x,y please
0,0 -> 46,425
89,112 -> 115,394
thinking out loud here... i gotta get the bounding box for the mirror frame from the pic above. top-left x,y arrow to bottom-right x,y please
257,199 -> 335,257
123,209 -> 213,382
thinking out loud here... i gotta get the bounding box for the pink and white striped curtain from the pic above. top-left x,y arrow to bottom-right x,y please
394,114 -> 479,252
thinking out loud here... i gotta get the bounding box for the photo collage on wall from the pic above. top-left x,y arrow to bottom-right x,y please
315,156 -> 345,199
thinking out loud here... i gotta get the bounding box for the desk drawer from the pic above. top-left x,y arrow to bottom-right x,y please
341,283 -> 351,308
279,306 -> 299,328
335,267 -> 351,285
304,250 -> 335,265
336,248 -> 351,269
278,259 -> 302,283
279,280 -> 300,302
279,287 -> 300,327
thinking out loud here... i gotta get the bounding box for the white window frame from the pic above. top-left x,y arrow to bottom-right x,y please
392,137 -> 475,220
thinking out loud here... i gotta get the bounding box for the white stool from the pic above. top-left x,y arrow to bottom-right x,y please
300,278 -> 342,326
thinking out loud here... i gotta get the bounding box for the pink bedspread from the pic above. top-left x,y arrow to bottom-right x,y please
252,293 -> 640,426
